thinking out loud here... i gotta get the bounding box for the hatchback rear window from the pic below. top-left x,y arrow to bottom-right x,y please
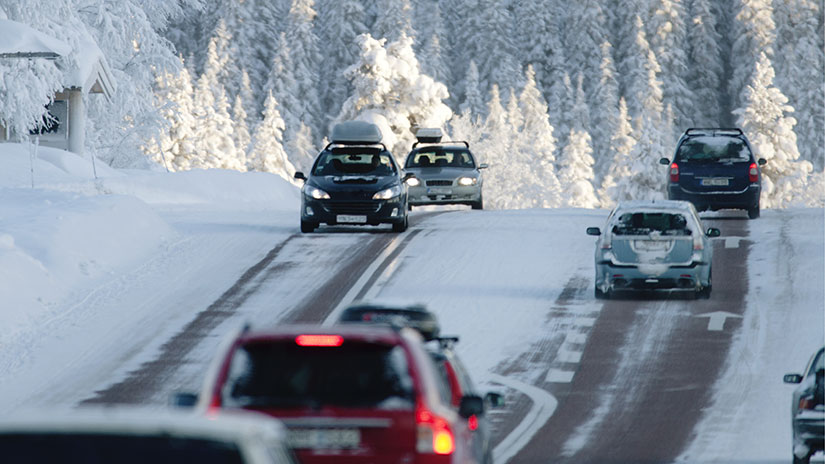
0,433 -> 244,464
612,212 -> 691,236
222,340 -> 415,410
677,136 -> 751,163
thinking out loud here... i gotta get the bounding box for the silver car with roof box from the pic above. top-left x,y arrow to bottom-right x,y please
404,128 -> 487,210
586,200 -> 720,299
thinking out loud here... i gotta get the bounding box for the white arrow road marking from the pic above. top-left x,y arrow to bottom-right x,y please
724,237 -> 742,248
695,311 -> 743,331
546,368 -> 575,383
490,374 -> 558,464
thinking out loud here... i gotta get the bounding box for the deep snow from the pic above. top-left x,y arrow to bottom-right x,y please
0,143 -> 821,462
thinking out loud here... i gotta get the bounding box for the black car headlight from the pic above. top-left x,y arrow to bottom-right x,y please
304,185 -> 330,200
373,184 -> 403,200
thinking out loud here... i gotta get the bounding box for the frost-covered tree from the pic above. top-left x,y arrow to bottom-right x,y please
686,0 -> 725,126
729,0 -> 776,111
620,15 -> 664,120
286,0 -> 323,137
518,65 -> 562,208
733,52 -> 812,208
335,33 -> 452,157
600,98 -> 637,207
591,41 -> 620,181
562,0 -> 608,103
285,121 -> 317,173
372,0 -> 414,42
558,129 -> 599,208
190,59 -> 241,171
248,91 -> 295,180
474,0 -> 521,94
513,0 -> 554,91
773,0 -> 825,170
149,65 -> 197,172
458,60 -> 485,120
232,95 -> 251,169
648,0 -> 694,131
479,84 -> 520,210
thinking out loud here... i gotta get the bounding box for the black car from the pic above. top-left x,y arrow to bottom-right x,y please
659,128 -> 766,219
294,121 -> 413,233
784,346 -> 825,464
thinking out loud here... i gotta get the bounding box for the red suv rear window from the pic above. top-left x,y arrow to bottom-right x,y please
221,341 -> 415,410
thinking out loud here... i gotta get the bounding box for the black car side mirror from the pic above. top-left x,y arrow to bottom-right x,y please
294,171 -> 307,181
586,227 -> 601,236
758,158 -> 767,166
659,158 -> 671,165
706,228 -> 721,237
479,163 -> 489,170
458,395 -> 485,418
170,392 -> 199,408
784,373 -> 803,384
484,391 -> 504,408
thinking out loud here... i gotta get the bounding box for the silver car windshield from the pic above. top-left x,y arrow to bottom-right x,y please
406,149 -> 475,168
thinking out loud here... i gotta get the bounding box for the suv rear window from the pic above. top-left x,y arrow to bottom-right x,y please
0,433 -> 244,464
222,341 -> 415,410
676,136 -> 751,163
612,212 -> 691,236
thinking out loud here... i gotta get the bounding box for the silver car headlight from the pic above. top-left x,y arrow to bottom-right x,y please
406,177 -> 421,187
457,176 -> 477,186
373,184 -> 402,200
304,185 -> 330,200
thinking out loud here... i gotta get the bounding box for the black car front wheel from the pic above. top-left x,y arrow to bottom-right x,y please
300,220 -> 317,233
392,215 -> 408,233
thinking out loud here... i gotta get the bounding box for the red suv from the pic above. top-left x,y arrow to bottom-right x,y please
193,324 -> 482,463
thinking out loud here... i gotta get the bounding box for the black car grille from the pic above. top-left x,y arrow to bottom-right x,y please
426,180 -> 453,186
325,202 -> 381,214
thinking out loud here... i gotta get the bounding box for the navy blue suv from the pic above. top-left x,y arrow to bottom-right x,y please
660,128 -> 766,219
294,121 -> 413,233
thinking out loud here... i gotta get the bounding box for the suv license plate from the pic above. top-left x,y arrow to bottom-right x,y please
337,215 -> 367,224
428,187 -> 452,194
701,178 -> 729,186
288,428 -> 361,449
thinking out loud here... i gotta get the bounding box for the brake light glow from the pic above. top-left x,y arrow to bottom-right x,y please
416,405 -> 455,455
468,414 -> 479,431
295,334 -> 344,347
799,395 -> 816,411
670,163 -> 679,183
748,163 -> 759,183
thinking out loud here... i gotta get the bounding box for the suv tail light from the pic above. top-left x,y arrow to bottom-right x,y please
416,404 -> 455,455
670,163 -> 679,183
748,163 -> 759,183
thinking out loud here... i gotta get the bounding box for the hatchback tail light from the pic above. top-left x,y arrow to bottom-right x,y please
416,404 -> 455,455
670,163 -> 679,183
799,394 -> 817,411
295,334 -> 344,347
748,163 -> 759,183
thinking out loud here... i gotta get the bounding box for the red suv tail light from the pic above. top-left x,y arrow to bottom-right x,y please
748,163 -> 759,183
416,404 -> 455,455
669,163 -> 679,183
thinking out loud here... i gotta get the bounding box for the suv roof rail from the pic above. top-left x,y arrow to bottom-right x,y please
411,140 -> 470,150
684,128 -> 744,137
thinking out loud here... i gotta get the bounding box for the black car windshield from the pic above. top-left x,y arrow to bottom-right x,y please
406,149 -> 475,168
222,340 -> 415,409
313,147 -> 396,176
677,137 -> 752,163
612,212 -> 691,236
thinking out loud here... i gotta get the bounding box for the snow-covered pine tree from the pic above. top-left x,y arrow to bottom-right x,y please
285,122 -> 317,173
150,65 -> 197,172
475,0 -> 521,95
372,0 -> 414,43
335,33 -> 452,158
773,0 -> 825,171
286,0 -> 323,138
519,65 -> 562,208
562,0 -> 608,105
232,95 -> 251,169
479,84 -> 520,209
458,60 -> 485,120
249,90 -> 296,180
513,0 -> 553,92
729,0 -> 776,112
590,40 -> 620,182
648,0 -> 694,133
420,33 -> 451,94
686,0 -> 725,126
558,128 -> 599,208
600,97 -> 637,208
620,15 -> 664,120
191,61 -> 240,170
733,52 -> 812,208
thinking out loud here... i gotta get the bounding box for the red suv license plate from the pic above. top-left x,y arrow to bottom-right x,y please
288,428 -> 361,449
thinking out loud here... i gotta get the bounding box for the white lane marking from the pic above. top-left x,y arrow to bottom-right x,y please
724,237 -> 741,248
322,235 -> 405,326
545,368 -> 575,383
565,332 -> 587,344
556,346 -> 583,363
490,374 -> 558,464
695,311 -> 743,331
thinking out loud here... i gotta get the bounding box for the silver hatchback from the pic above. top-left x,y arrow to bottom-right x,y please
586,200 -> 720,299
404,136 -> 487,210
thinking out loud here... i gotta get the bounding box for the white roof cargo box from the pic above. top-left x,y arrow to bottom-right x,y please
331,121 -> 383,145
415,128 -> 443,144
